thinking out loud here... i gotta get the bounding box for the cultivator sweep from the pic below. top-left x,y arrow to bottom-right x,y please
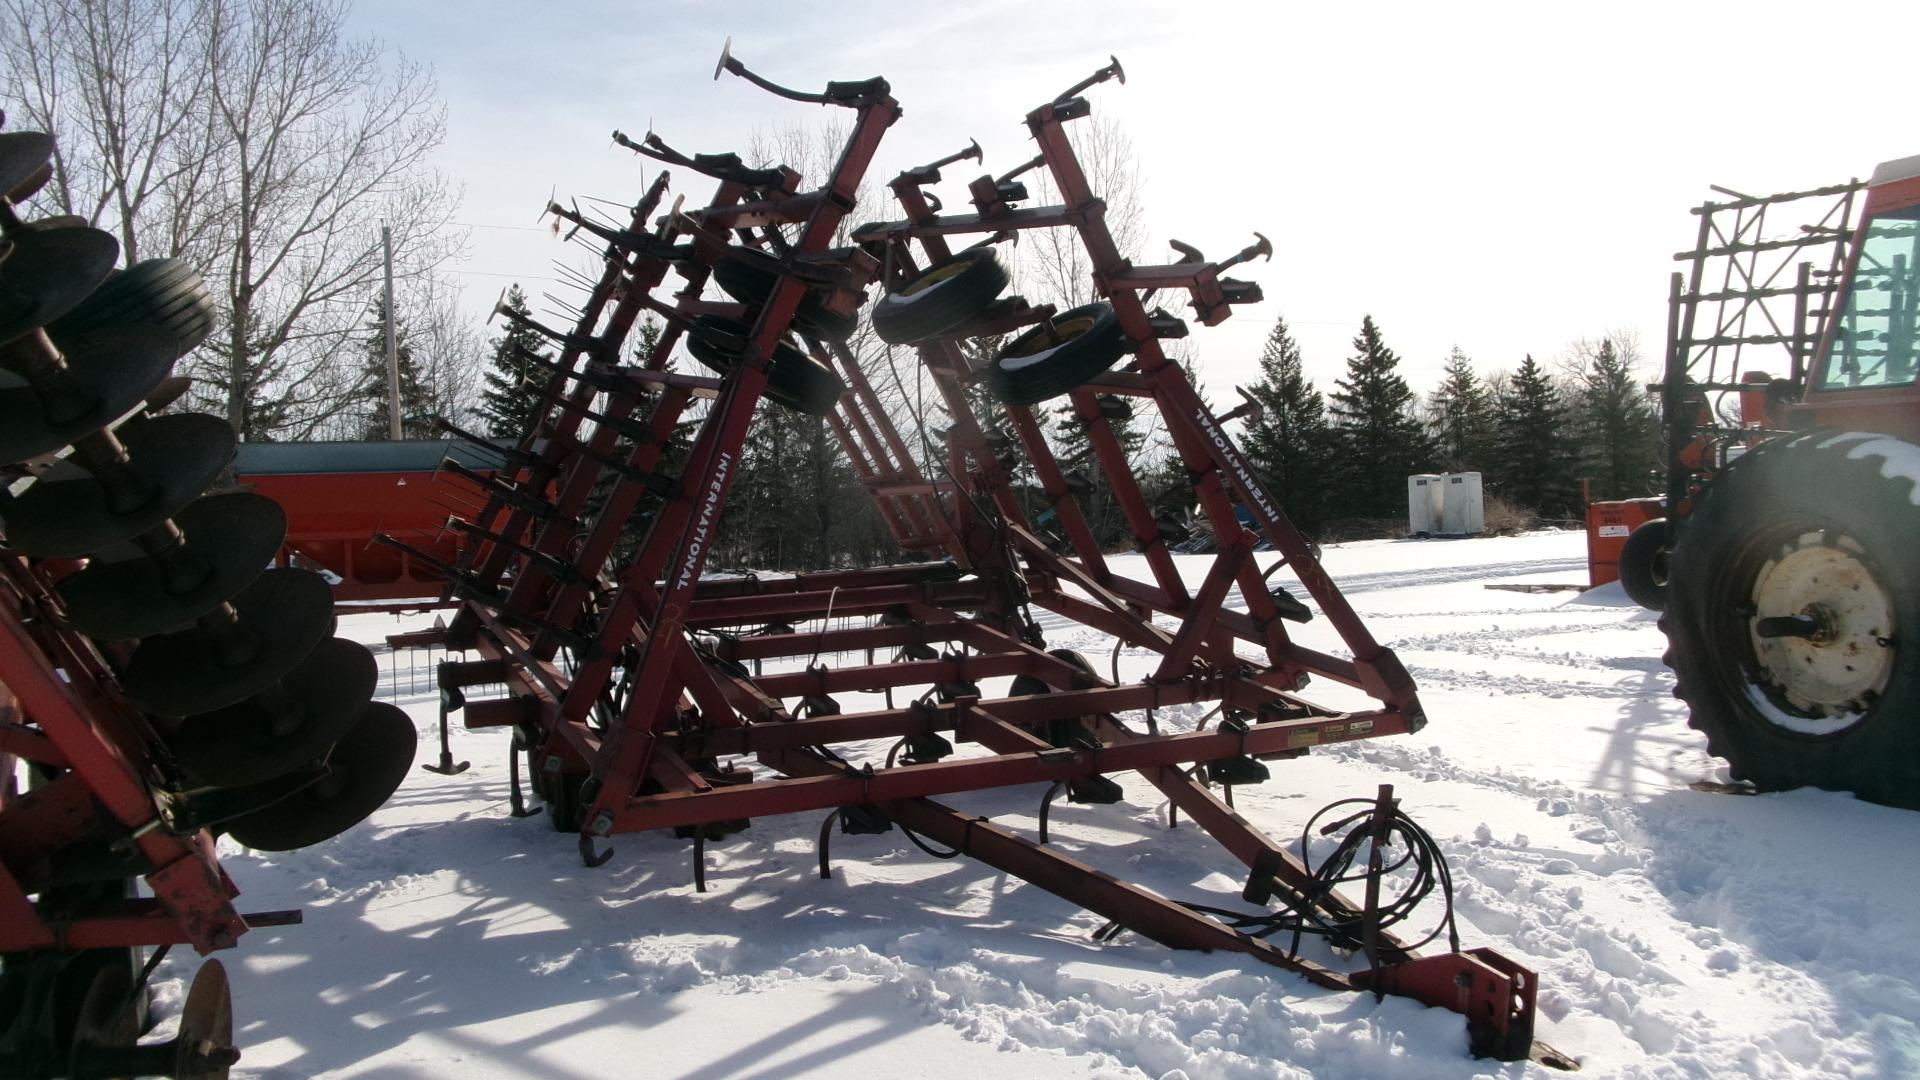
0,118 -> 416,1075
398,46 -> 1563,1065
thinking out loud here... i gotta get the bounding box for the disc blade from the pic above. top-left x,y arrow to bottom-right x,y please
47,257 -> 215,356
222,701 -> 418,852
7,162 -> 53,203
173,959 -> 236,1080
59,493 -> 286,640
122,568 -> 333,717
0,131 -> 54,199
0,226 -> 120,346
168,638 -> 375,788
65,955 -> 138,1078
0,412 -> 235,558
0,322 -> 183,465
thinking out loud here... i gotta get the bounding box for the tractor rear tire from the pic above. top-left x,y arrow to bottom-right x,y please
1618,517 -> 1670,611
1662,431 -> 1920,807
984,303 -> 1129,406
870,247 -> 1009,344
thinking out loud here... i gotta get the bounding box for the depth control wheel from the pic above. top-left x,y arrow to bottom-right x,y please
710,247 -> 860,340
685,316 -> 844,416
870,247 -> 1009,344
984,303 -> 1129,406
1662,431 -> 1919,806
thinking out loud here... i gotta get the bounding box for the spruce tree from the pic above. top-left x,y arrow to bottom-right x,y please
355,295 -> 433,440
1574,339 -> 1659,500
1240,314 -> 1335,534
1428,346 -> 1496,473
1051,399 -> 1145,549
1493,354 -> 1578,517
478,285 -> 552,439
1326,315 -> 1433,519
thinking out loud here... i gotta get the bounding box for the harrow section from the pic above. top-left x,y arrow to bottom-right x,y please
0,119 -> 416,1075
410,46 -> 1564,1065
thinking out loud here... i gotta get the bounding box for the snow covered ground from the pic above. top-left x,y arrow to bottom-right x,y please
160,529 -> 1920,1078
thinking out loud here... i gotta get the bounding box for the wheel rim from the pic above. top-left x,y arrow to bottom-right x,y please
999,315 -> 1097,371
896,255 -> 973,297
1744,530 -> 1895,734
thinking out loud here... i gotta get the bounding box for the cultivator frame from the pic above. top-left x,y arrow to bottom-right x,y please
414,46 -> 1554,1064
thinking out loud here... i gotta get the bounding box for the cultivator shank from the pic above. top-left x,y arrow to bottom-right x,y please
418,46 -> 1556,1065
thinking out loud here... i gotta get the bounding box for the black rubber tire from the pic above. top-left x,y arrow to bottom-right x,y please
1618,517 -> 1670,611
47,258 -> 215,354
870,247 -> 1010,344
1662,431 -> 1920,807
985,303 -> 1130,406
1008,648 -> 1100,748
685,315 -> 845,416
710,247 -> 860,340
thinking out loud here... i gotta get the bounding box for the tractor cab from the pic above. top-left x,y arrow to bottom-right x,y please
1795,153 -> 1920,438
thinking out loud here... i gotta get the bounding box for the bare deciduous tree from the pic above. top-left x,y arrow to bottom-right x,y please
3,0 -> 462,441
1023,113 -> 1145,309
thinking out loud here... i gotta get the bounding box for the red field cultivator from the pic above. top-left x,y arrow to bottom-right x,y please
0,121 -> 416,1074
402,46 -> 1566,1065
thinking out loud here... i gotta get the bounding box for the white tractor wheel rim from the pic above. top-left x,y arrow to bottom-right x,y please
1746,530 -> 1895,734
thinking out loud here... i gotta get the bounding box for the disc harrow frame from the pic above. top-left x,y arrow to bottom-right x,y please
3,104 -> 415,1075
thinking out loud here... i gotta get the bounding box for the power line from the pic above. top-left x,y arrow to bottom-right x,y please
442,268 -> 564,282
450,221 -> 551,232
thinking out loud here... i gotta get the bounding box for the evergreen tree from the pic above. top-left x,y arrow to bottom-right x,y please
632,315 -> 666,368
355,295 -> 433,440
1492,354 -> 1578,517
1573,338 -> 1659,500
478,285 -> 552,439
1051,397 -> 1145,549
1326,316 -> 1433,519
580,318 -> 686,566
1240,314 -> 1335,534
1428,346 -> 1495,472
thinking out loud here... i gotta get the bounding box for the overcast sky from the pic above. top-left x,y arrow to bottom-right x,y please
346,0 -> 1920,401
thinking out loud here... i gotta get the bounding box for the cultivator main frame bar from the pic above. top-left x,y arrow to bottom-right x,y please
416,47 -> 1551,1063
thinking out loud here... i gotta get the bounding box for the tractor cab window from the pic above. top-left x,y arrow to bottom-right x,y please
1820,207 -> 1920,390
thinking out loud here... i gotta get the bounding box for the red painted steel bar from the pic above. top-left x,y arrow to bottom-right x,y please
419,53 -> 1546,1064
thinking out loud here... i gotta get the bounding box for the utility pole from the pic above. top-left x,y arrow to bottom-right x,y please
382,225 -> 403,440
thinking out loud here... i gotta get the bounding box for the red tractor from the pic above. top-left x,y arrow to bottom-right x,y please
1644,152 -> 1919,807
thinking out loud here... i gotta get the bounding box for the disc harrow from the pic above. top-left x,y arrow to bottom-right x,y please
0,115 -> 417,1077
409,45 -> 1566,1066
